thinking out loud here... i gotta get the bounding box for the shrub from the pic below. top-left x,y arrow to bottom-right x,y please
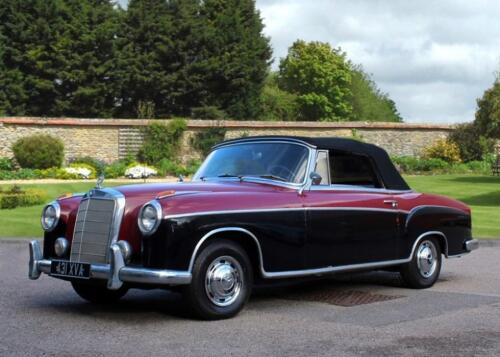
0,157 -> 13,171
124,163 -> 158,179
104,160 -> 128,179
422,139 -> 461,163
12,134 -> 64,169
0,186 -> 47,209
259,75 -> 299,121
57,164 -> 97,180
137,119 -> 187,165
449,123 -> 495,162
157,159 -> 201,177
0,168 -> 38,180
191,106 -> 227,120
190,126 -> 227,157
392,156 -> 450,173
69,156 -> 106,176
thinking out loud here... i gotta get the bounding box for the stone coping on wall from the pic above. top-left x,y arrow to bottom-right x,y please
0,117 -> 455,131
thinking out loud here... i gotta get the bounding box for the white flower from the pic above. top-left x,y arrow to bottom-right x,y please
125,165 -> 157,179
64,167 -> 92,179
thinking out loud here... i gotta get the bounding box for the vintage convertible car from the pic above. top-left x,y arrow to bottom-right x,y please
29,136 -> 478,319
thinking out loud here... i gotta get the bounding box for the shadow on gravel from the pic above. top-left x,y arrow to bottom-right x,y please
31,270 -> 407,320
33,289 -> 193,321
252,270 -> 406,303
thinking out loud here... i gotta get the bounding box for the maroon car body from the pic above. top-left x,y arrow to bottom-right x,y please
29,136 -> 478,319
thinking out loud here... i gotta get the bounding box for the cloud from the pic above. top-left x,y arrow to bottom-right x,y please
119,0 -> 500,123
256,0 -> 500,123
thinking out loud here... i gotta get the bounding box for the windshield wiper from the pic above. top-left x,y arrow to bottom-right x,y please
217,173 -> 240,178
255,175 -> 288,182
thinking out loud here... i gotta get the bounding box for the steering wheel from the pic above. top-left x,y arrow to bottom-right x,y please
268,165 -> 294,181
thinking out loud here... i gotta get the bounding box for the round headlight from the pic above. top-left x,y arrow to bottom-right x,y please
41,202 -> 60,232
138,200 -> 162,235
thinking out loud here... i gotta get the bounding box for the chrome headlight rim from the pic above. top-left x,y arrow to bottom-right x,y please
138,200 -> 162,236
41,201 -> 61,232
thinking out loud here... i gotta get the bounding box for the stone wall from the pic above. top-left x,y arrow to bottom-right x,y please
0,117 -> 454,163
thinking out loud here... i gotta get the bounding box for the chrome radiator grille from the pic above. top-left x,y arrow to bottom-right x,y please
70,195 -> 117,264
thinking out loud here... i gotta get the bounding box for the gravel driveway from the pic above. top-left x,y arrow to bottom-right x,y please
1,239 -> 500,356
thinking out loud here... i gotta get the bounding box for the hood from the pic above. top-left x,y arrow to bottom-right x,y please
112,180 -> 293,200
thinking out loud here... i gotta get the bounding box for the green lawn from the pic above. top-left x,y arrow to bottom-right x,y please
0,182 -> 125,237
0,175 -> 499,238
404,175 -> 500,238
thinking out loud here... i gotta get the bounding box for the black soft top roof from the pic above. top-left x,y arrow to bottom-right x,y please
216,136 -> 410,191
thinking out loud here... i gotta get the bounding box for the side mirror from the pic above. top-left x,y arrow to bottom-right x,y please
310,172 -> 322,185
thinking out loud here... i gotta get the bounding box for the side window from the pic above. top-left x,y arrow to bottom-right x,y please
329,151 -> 382,188
314,151 -> 330,185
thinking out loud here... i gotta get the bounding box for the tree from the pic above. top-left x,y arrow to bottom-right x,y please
278,40 -> 352,121
475,77 -> 500,138
52,0 -> 120,117
200,0 -> 272,119
349,66 -> 402,122
259,72 -> 298,121
115,0 -> 174,118
0,0 -> 119,117
449,122 -> 494,162
0,0 -> 63,116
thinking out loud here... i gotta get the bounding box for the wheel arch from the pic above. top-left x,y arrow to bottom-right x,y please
188,227 -> 265,279
410,231 -> 449,258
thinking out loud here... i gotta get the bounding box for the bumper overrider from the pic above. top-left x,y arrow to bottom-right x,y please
465,239 -> 479,252
28,240 -> 192,290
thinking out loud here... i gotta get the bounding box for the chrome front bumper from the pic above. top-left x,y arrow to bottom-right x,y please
465,239 -> 479,252
28,240 -> 192,290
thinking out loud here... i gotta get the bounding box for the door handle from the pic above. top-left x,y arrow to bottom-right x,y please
383,200 -> 398,208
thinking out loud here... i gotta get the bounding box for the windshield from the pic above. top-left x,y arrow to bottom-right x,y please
193,143 -> 310,184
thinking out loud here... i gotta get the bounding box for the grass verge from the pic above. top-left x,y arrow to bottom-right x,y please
0,175 -> 498,238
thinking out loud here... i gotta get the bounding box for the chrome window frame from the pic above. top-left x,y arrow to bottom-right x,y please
308,148 -> 413,194
312,149 -> 331,186
192,140 -> 315,189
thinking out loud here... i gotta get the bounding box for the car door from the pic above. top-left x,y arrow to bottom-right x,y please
301,150 -> 400,269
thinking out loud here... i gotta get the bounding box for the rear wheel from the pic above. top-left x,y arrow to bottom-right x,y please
183,240 -> 253,320
71,281 -> 128,304
400,237 -> 442,289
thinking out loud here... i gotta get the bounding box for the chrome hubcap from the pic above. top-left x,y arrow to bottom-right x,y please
417,240 -> 438,278
205,256 -> 243,307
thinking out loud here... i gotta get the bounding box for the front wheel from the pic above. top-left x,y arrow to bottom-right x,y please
183,240 -> 253,320
71,281 -> 128,304
400,237 -> 442,289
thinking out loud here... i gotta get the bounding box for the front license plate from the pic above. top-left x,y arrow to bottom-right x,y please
50,260 -> 91,279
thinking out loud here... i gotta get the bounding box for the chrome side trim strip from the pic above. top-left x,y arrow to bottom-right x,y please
188,227 -> 266,277
165,206 -> 410,220
310,185 -> 414,194
187,228 -> 450,279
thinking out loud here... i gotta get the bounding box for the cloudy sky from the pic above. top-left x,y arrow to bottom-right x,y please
119,0 -> 500,124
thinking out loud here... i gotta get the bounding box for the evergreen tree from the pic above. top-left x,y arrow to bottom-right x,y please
349,66 -> 402,122
115,0 -> 174,118
200,0 -> 271,119
53,0 -> 120,117
164,0 -> 207,116
0,0 -> 62,116
0,0 -> 119,117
